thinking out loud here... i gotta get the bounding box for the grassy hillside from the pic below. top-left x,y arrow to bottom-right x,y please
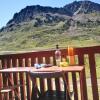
0,13 -> 100,51
0,19 -> 100,51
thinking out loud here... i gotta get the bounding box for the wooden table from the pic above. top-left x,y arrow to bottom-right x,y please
0,66 -> 85,100
0,66 -> 84,73
28,66 -> 84,100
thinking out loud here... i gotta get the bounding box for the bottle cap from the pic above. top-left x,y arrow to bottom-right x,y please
56,44 -> 59,49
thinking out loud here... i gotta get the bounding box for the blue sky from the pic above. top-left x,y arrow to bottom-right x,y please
0,0 -> 100,28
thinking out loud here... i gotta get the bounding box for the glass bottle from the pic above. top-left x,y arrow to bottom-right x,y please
55,44 -> 61,67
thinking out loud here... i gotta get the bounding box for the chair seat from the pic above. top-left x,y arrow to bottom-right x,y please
0,88 -> 12,93
0,84 -> 24,100
0,84 -> 23,93
38,90 -> 67,100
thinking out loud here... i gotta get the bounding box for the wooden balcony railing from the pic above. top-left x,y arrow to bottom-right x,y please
0,46 -> 100,100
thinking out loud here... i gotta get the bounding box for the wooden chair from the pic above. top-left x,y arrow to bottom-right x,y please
0,84 -> 23,100
29,71 -> 72,100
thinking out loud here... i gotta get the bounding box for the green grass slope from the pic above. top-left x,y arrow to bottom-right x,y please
0,15 -> 100,51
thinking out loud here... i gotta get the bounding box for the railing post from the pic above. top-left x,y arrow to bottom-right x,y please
89,53 -> 99,100
78,53 -> 88,100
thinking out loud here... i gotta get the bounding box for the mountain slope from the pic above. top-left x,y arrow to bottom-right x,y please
0,1 -> 100,51
0,0 -> 100,32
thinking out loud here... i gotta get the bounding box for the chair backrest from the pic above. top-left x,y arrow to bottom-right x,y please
29,70 -> 71,100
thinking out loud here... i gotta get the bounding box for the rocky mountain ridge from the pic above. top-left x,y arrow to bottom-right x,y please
7,5 -> 72,26
64,1 -> 100,15
0,0 -> 100,32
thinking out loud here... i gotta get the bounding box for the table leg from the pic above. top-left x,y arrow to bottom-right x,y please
79,71 -> 84,100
